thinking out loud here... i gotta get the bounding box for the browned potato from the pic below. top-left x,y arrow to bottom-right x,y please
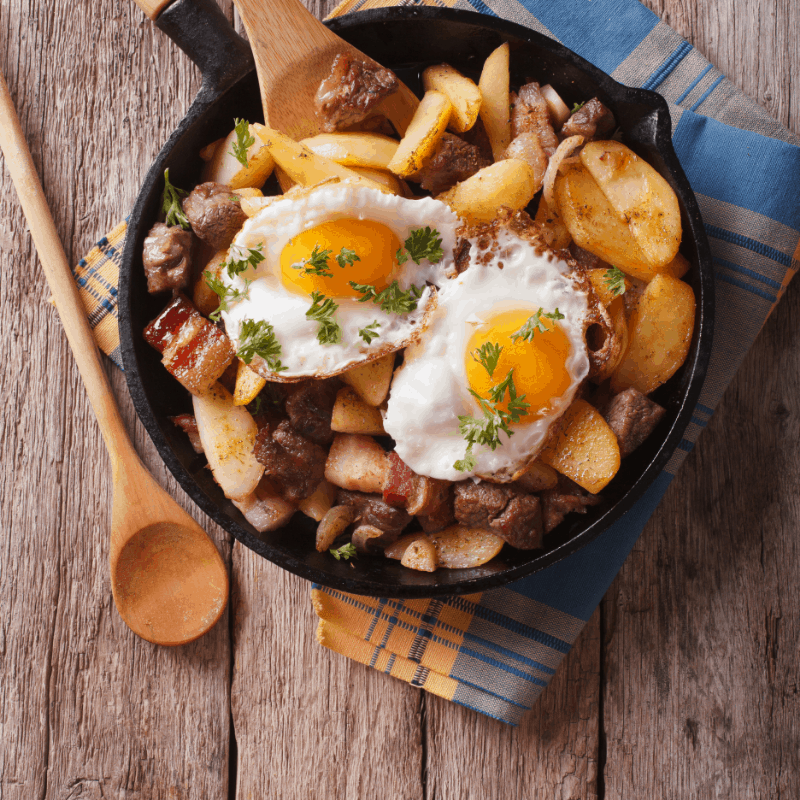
324,434 -> 388,493
348,166 -> 403,195
201,122 -> 275,189
514,460 -> 559,492
233,359 -> 266,406
661,251 -> 690,279
340,353 -> 394,406
331,387 -> 386,435
299,479 -> 337,522
611,274 -> 695,395
422,64 -> 482,133
387,90 -> 452,177
401,537 -> 438,572
478,42 -> 511,160
429,526 -> 505,568
540,399 -> 620,494
534,196 -> 572,249
587,267 -> 629,308
193,249 -> 227,317
300,132 -> 399,170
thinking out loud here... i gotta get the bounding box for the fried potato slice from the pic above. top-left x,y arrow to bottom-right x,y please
534,196 -> 572,249
587,267 -> 629,308
661,251 -> 690,279
201,122 -> 275,190
331,387 -> 386,436
300,132 -> 399,170
478,42 -> 511,161
540,399 -> 620,494
387,90 -> 452,177
193,249 -> 227,317
611,273 -> 695,395
340,353 -> 395,406
233,359 -> 266,406
385,527 -> 504,569
324,434 -> 388,494
437,159 -> 537,223
422,64 -> 482,133
514,459 -> 559,492
348,166 -> 403,195
298,479 -> 337,522
401,537 -> 438,572
581,140 -> 682,270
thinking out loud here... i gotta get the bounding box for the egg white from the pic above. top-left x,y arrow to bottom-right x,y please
219,185 -> 459,379
383,231 -> 590,482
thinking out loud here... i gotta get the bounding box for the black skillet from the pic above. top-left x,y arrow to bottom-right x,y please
119,0 -> 714,598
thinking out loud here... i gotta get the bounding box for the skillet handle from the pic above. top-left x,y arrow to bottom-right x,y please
133,0 -> 254,95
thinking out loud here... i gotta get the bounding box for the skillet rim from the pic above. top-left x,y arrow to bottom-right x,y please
119,6 -> 714,598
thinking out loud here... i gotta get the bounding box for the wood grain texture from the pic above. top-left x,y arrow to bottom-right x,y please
1,0 -> 798,798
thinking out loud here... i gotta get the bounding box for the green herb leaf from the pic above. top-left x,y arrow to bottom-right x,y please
336,247 -> 360,269
397,226 -> 444,265
571,101 -> 586,114
161,169 -> 190,230
291,244 -> 333,277
204,271 -> 252,322
330,543 -> 358,561
230,118 -> 255,168
510,308 -> 565,343
603,266 -> 627,298
359,321 -> 381,345
349,280 -> 424,315
471,342 -> 503,379
236,318 -> 286,372
225,243 -> 265,278
306,291 -> 342,346
395,248 -> 408,265
453,447 -> 477,473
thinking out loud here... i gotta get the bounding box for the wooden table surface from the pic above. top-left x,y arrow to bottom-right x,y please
2,0 -> 798,797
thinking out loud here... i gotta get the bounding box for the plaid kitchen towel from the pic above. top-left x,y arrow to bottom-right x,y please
78,0 -> 800,724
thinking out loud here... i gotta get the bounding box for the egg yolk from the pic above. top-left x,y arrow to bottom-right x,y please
466,308 -> 573,421
280,218 -> 401,298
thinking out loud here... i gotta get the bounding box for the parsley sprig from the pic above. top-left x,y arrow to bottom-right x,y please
350,280 -> 424,315
396,227 -> 444,265
204,271 -> 252,322
225,243 -> 264,278
359,321 -> 381,344
471,342 -> 503,379
330,543 -> 358,561
161,169 -> 190,230
336,247 -> 360,269
306,291 -> 342,345
292,245 -> 361,278
603,266 -> 627,298
510,308 -> 565,343
230,118 -> 255,168
236,319 -> 287,372
571,101 -> 586,114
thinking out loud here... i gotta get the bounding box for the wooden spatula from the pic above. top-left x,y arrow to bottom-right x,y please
233,0 -> 419,140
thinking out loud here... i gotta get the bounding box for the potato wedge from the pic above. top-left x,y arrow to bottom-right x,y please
401,537 -> 438,572
611,273 -> 695,395
581,141 -> 681,270
515,459 -> 559,492
422,64 -> 482,133
233,359 -> 266,406
387,90 -> 452,178
429,526 -> 505,569
255,126 -> 390,193
349,166 -> 402,195
438,159 -> 537,223
193,383 -> 264,501
298,479 -> 337,522
324,434 -> 388,493
340,353 -> 394,406
300,132 -> 399,170
587,267 -> 628,308
331,387 -> 386,435
555,162 -> 652,278
478,42 -> 511,161
199,137 -> 224,162
661,251 -> 690,279
534,196 -> 572,249
201,122 -> 275,189
540,399 -> 620,494
193,249 -> 227,318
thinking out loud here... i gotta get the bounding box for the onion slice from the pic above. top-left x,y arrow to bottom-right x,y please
542,135 -> 585,218
540,84 -> 571,129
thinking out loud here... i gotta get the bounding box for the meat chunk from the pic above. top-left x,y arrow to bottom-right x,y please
453,481 -> 543,550
416,133 -> 491,195
561,98 -> 616,141
315,53 -> 399,133
142,222 -> 193,294
511,83 -> 559,156
285,378 -> 340,445
541,477 -> 601,533
182,182 -> 246,249
570,242 -> 607,270
336,489 -> 412,534
418,485 -> 456,534
169,413 -> 204,454
253,420 -> 327,503
598,387 -> 666,458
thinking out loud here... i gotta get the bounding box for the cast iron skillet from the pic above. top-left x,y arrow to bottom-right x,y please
119,0 -> 714,598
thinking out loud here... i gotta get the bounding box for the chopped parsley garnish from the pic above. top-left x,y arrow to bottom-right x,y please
236,319 -> 287,372
359,321 -> 381,345
510,308 -> 565,343
161,169 -> 190,230
230,118 -> 255,168
571,101 -> 586,114
293,245 -> 361,278
471,342 -> 503,379
603,266 -> 627,297
453,450 -> 477,473
349,280 -> 424,315
204,271 -> 252,322
336,247 -> 360,269
396,226 -> 444,265
330,543 -> 358,561
306,291 -> 342,346
225,243 -> 264,278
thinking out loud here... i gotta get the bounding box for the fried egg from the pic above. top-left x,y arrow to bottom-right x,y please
219,184 -> 459,379
383,231 -> 590,482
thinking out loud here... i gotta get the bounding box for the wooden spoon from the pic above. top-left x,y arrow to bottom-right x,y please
233,0 -> 419,140
0,70 -> 228,647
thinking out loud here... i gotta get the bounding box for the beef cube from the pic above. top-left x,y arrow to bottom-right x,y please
561,98 -> 616,141
416,133 -> 491,195
490,494 -> 543,550
315,53 -> 399,133
253,420 -> 327,504
142,222 -> 193,294
511,83 -> 559,156
541,477 -> 601,533
285,378 -> 340,445
182,182 -> 247,249
418,485 -> 456,534
336,489 -> 411,534
598,387 -> 666,458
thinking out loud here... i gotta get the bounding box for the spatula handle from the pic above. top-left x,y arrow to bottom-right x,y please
0,72 -> 138,466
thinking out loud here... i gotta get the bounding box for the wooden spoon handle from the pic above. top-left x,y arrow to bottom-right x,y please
0,71 -> 139,471
131,0 -> 173,20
